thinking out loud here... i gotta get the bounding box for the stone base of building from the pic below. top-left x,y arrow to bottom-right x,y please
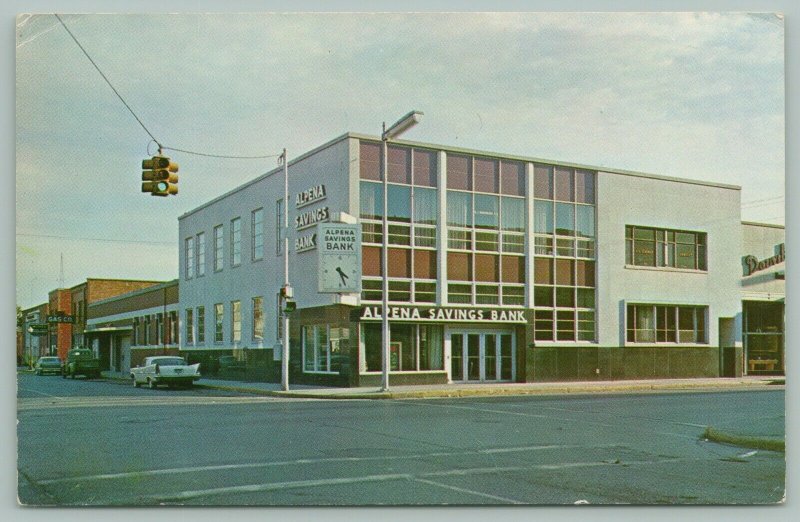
527,346 -> 721,382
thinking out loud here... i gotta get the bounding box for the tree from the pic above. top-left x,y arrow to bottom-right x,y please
17,305 -> 24,328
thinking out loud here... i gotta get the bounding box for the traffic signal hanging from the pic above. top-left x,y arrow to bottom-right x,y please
141,155 -> 179,197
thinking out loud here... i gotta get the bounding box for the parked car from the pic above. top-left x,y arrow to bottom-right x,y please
34,356 -> 62,376
62,348 -> 101,379
131,356 -> 201,389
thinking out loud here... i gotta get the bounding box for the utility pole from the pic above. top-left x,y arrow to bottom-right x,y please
281,149 -> 291,391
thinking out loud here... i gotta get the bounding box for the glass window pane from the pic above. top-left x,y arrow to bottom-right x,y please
575,170 -> 595,204
534,257 -> 553,285
577,288 -> 595,308
634,227 -> 655,240
388,224 -> 410,246
475,231 -> 499,251
388,281 -> 411,302
414,226 -> 436,248
387,145 -> 411,184
555,167 -> 574,202
555,203 -> 575,236
387,184 -> 411,222
448,284 -> 472,304
475,254 -> 499,282
634,240 -> 656,266
359,181 -> 383,219
576,260 -> 595,287
415,282 -> 437,303
447,191 -> 472,227
676,244 -> 696,269
362,246 -> 382,277
556,259 -> 574,285
413,187 -> 438,224
500,161 -> 525,196
360,141 -> 381,181
501,255 -> 525,283
576,205 -> 595,238
387,248 -> 411,278
534,164 -> 553,199
534,200 -> 554,234
501,197 -> 525,232
474,194 -> 499,229
447,229 -> 471,250
414,249 -> 436,279
447,154 -> 471,190
476,285 -> 499,305
413,149 -> 438,187
534,286 -> 553,307
556,287 -> 575,307
474,158 -> 499,193
447,252 -> 472,281
502,286 -> 525,306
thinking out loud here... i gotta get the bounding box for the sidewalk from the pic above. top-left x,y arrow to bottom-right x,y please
189,375 -> 783,400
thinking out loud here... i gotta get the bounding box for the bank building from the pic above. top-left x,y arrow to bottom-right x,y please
176,132 -> 785,386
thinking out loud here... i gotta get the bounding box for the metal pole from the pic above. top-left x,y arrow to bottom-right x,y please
281,148 -> 290,391
381,126 -> 390,392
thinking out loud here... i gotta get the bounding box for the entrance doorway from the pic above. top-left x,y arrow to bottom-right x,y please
448,330 -> 515,382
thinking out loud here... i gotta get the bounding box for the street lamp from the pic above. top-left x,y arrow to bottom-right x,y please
380,110 -> 424,392
281,148 -> 291,392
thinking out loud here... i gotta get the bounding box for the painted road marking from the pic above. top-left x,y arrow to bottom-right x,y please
17,396 -> 310,411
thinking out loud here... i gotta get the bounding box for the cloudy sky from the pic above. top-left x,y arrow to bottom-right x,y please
15,10 -> 785,309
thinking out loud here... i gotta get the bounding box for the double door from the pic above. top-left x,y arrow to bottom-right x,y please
449,331 -> 514,382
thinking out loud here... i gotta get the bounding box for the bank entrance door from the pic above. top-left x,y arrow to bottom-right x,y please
449,331 -> 515,382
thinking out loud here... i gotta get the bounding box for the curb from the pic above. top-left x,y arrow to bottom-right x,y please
194,379 -> 783,400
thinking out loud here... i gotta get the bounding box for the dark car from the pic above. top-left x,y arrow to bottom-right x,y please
34,356 -> 62,376
62,348 -> 101,379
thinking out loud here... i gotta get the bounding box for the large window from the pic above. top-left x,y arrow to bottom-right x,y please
252,208 -> 264,261
185,237 -> 195,279
626,304 -> 707,344
185,308 -> 194,345
214,225 -> 223,271
231,218 -> 241,267
362,323 -> 444,372
303,324 -> 350,373
214,303 -> 224,343
231,301 -> 241,344
252,296 -> 264,341
197,232 -> 206,276
625,225 -> 707,270
275,199 -> 284,256
196,306 -> 205,344
360,141 -> 439,305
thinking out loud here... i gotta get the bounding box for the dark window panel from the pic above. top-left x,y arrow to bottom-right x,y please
387,146 -> 412,184
500,161 -> 525,196
447,154 -> 472,190
388,248 -> 411,278
414,249 -> 437,279
501,255 -> 525,283
447,252 -> 472,281
360,141 -> 382,181
475,254 -> 499,282
362,246 -> 382,277
534,164 -> 553,199
474,158 -> 499,193
556,258 -> 574,286
555,167 -> 574,202
413,149 -> 438,187
576,260 -> 595,287
534,257 -> 553,285
575,169 -> 595,204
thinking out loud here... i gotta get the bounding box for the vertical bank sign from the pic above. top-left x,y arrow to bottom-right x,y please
318,223 -> 362,293
294,184 -> 328,253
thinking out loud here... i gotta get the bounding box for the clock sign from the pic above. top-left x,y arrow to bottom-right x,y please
318,224 -> 362,294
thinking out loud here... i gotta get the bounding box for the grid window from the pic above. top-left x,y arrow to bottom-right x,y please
214,303 -> 223,343
185,308 -> 194,345
252,208 -> 264,261
626,304 -> 707,344
185,237 -> 195,279
214,225 -> 223,271
252,297 -> 264,341
197,307 -> 205,343
231,300 -> 241,344
197,232 -> 205,276
230,218 -> 241,266
626,226 -> 707,271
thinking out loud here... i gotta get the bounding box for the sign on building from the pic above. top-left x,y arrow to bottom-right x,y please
318,223 -> 361,293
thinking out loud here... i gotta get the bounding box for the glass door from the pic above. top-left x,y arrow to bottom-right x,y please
448,330 -> 515,383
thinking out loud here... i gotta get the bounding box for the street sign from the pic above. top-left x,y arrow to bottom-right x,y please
47,313 -> 75,324
27,324 -> 48,336
318,223 -> 361,293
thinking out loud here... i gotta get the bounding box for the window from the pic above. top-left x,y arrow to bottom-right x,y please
214,225 -> 223,271
360,141 -> 382,181
196,306 -> 205,343
231,301 -> 241,344
252,208 -> 264,261
185,237 -> 195,279
185,308 -> 194,345
360,182 -> 384,220
362,323 -> 443,372
626,304 -> 707,344
625,226 -> 707,270
169,311 -> 178,345
275,200 -> 283,256
303,324 -> 350,373
231,218 -> 241,266
214,303 -> 223,343
252,297 -> 264,341
197,232 -> 206,276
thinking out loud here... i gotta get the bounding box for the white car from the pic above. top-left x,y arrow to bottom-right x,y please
131,356 -> 201,389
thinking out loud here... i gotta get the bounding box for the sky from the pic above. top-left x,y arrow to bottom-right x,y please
14,10 -> 785,310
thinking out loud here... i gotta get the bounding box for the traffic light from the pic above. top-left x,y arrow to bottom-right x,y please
141,155 -> 179,197
283,299 -> 296,314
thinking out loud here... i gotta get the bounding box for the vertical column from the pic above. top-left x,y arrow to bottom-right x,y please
525,162 -> 535,308
437,150 -> 448,305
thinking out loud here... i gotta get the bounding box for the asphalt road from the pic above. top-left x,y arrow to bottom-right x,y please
17,373 -> 785,506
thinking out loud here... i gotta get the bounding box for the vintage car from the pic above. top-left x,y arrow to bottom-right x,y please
131,356 -> 201,389
34,356 -> 63,376
62,348 -> 101,379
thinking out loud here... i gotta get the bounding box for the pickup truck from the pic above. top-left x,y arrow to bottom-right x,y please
131,356 -> 201,389
62,348 -> 101,379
